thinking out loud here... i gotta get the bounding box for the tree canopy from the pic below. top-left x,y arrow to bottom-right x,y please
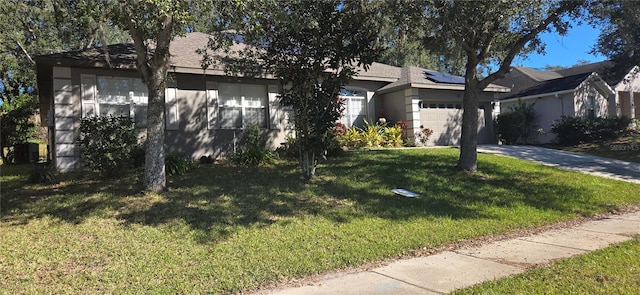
0,0 -> 128,163
590,1 -> 640,77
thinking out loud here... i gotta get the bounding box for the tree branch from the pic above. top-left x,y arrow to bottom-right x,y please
15,40 -> 35,65
480,0 -> 583,89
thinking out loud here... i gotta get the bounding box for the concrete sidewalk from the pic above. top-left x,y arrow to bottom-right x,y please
477,145 -> 640,184
260,211 -> 640,295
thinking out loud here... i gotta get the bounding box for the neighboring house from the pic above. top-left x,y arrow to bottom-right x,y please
35,32 -> 509,171
555,61 -> 640,122
494,61 -> 640,143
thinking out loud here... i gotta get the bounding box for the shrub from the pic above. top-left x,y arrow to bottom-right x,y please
338,127 -> 363,149
496,111 -> 525,145
276,136 -> 300,159
416,125 -> 434,146
496,101 -> 538,144
336,120 -> 411,149
383,124 -> 404,147
361,119 -> 385,148
229,124 -> 278,166
551,116 -> 631,145
165,152 -> 195,176
78,116 -> 139,177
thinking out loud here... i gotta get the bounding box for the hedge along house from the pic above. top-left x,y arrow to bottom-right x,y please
35,32 -> 508,171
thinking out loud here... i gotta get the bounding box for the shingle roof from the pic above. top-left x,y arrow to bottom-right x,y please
493,67 -> 563,99
377,66 -> 508,93
35,32 -> 507,93
502,72 -> 593,99
515,67 -> 563,81
553,60 -> 624,85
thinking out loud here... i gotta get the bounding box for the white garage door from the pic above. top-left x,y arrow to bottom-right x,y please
419,104 -> 488,146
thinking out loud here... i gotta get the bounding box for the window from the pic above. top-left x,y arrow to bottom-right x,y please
82,75 -> 178,129
339,88 -> 367,127
211,83 -> 268,129
586,93 -> 596,119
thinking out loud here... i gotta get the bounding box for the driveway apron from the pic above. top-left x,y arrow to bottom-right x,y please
477,145 -> 640,184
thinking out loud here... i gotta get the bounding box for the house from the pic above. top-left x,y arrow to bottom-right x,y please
494,61 -> 640,143
35,32 -> 509,171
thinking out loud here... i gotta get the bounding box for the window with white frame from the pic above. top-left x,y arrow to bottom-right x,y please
339,88 -> 366,127
88,76 -> 149,126
82,75 -> 179,129
215,83 -> 267,129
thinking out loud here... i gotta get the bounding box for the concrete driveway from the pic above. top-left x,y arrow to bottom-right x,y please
477,145 -> 640,184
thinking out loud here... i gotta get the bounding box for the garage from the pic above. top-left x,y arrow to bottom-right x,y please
419,103 -> 489,146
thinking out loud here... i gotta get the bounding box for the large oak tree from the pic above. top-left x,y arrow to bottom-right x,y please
406,0 -> 584,171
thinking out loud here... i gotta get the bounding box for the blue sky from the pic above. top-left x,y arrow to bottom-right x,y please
514,21 -> 606,70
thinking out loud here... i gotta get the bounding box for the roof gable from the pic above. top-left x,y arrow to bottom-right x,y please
502,72 -> 613,100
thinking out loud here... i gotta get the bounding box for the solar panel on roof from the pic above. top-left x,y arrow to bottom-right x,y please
424,70 -> 466,84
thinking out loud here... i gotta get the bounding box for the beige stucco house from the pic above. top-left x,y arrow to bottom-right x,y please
35,32 -> 508,171
495,61 -> 639,144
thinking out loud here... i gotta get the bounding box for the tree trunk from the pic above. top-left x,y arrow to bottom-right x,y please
300,148 -> 316,180
143,72 -> 167,192
457,78 -> 480,172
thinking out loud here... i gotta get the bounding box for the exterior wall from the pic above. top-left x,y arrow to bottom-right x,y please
380,90 -> 406,123
48,68 -> 303,170
51,67 -> 80,171
166,73 -> 287,159
573,82 -> 609,118
46,67 -> 390,170
346,80 -> 389,122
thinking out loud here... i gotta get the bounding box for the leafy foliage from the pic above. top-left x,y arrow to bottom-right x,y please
496,101 -> 539,145
229,124 -> 278,166
336,120 -> 407,149
213,0 -> 382,178
165,152 -> 195,176
0,93 -> 37,163
550,116 -> 631,145
590,1 -> 640,78
78,116 -> 139,177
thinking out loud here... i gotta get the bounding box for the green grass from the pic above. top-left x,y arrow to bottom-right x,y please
1,148 -> 640,294
453,237 -> 640,294
545,135 -> 640,163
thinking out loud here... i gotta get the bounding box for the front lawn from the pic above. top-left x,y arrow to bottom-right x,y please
454,237 -> 640,294
1,148 -> 639,294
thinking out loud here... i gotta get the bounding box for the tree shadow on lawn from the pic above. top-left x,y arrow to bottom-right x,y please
2,150 -> 602,242
0,170 -> 142,225
115,149 -> 596,242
